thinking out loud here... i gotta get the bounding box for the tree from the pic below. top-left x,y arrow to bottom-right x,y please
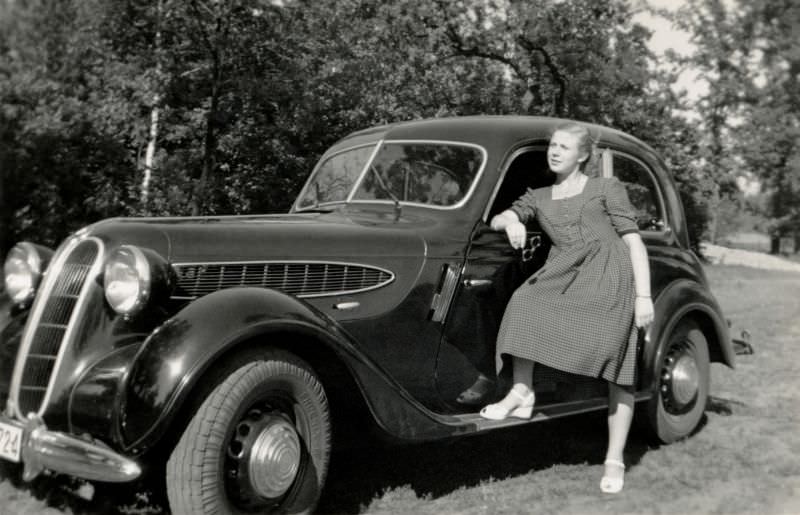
0,0 -> 141,251
670,0 -> 761,245
733,0 -> 800,252
0,0 -> 720,254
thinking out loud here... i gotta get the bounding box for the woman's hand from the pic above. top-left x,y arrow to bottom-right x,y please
490,210 -> 526,249
634,296 -> 654,328
505,221 -> 527,249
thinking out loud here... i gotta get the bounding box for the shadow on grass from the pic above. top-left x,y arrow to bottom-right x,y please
0,460 -> 166,515
318,410 -> 651,514
0,409 -> 666,514
707,395 -> 746,416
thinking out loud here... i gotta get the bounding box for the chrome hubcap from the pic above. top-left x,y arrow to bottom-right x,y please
660,343 -> 699,415
671,355 -> 699,405
248,418 -> 302,498
226,409 -> 303,507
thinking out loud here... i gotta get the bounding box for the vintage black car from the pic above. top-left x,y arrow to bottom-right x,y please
0,116 -> 733,513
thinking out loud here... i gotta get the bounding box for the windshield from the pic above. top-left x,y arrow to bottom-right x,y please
295,144 -> 375,209
295,141 -> 485,211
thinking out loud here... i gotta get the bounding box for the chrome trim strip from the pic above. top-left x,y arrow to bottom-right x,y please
296,139 -> 489,212
9,236 -> 104,420
292,142 -> 380,212
463,278 -> 493,288
607,149 -> 670,236
170,259 -> 396,300
346,139 -> 384,203
357,139 -> 488,210
482,144 -> 546,221
601,148 -> 613,178
458,391 -> 652,429
430,264 -> 460,323
334,301 -> 360,310
483,143 -> 669,238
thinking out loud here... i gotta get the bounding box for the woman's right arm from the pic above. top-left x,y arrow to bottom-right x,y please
490,210 -> 527,249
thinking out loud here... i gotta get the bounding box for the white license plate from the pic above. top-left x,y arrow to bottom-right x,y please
0,421 -> 22,462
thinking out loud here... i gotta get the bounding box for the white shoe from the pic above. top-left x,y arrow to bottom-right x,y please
600,459 -> 625,494
479,388 -> 535,420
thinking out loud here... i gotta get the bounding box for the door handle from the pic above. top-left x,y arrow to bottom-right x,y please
463,278 -> 493,288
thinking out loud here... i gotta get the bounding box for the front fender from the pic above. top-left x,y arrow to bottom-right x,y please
1,295 -> 29,410
641,278 -> 733,389
120,287 -> 471,452
120,287 -> 353,450
69,344 -> 141,445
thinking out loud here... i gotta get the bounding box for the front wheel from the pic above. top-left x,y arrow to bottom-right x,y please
166,350 -> 331,514
647,319 -> 710,444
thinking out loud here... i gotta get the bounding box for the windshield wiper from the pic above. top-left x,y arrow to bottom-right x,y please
369,164 -> 402,221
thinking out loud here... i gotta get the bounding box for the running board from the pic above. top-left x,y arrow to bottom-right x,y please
450,391 -> 652,432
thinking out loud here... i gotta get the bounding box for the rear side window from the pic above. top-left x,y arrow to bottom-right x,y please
611,152 -> 667,232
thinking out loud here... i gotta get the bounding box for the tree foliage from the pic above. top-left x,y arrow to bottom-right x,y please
2,0 -> 787,255
734,0 -> 800,247
675,0 -> 800,250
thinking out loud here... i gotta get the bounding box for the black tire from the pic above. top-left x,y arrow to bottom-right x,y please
647,319 -> 710,444
166,350 -> 331,514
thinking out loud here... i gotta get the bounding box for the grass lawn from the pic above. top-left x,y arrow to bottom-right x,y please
318,265 -> 800,514
0,265 -> 798,514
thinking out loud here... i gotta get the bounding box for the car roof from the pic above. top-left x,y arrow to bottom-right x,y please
325,115 -> 658,158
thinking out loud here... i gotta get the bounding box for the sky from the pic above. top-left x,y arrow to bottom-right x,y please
632,0 -> 708,101
634,0 -> 696,56
633,1 -> 761,195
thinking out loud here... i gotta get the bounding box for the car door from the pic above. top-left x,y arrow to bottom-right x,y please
434,147 -> 551,412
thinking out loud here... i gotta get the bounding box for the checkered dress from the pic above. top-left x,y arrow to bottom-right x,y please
497,176 -> 639,386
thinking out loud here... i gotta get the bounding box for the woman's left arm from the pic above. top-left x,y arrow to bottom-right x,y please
622,232 -> 654,328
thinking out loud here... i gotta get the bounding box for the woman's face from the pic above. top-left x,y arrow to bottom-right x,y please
548,130 -> 587,175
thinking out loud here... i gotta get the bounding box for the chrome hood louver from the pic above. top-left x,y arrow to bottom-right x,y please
172,261 -> 395,299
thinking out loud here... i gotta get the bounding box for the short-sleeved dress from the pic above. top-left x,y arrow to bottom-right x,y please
496,176 -> 640,386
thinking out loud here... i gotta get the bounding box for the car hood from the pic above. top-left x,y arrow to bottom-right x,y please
84,210 -> 429,263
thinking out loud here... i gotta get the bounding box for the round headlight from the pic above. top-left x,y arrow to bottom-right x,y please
4,242 -> 45,305
104,246 -> 151,315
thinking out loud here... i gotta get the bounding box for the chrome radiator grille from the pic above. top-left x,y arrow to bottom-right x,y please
173,261 -> 394,299
14,239 -> 101,416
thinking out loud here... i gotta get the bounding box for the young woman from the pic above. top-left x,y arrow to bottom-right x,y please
482,122 -> 654,494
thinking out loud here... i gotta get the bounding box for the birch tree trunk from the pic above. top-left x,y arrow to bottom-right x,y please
141,0 -> 162,208
141,96 -> 160,206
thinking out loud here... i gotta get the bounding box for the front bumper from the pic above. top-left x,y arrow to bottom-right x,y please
0,413 -> 141,482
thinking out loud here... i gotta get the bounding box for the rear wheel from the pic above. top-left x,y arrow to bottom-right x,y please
166,350 -> 330,514
647,319 -> 710,443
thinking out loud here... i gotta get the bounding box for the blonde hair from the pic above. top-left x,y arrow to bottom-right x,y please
552,122 -> 598,174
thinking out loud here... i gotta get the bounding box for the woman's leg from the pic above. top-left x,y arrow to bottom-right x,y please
605,382 -> 634,480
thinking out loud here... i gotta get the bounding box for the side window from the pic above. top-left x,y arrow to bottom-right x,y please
488,148 -> 552,219
352,142 -> 483,207
612,153 -> 666,232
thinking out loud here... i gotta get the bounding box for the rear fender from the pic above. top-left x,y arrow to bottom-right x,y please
641,279 -> 733,389
120,287 -> 459,452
